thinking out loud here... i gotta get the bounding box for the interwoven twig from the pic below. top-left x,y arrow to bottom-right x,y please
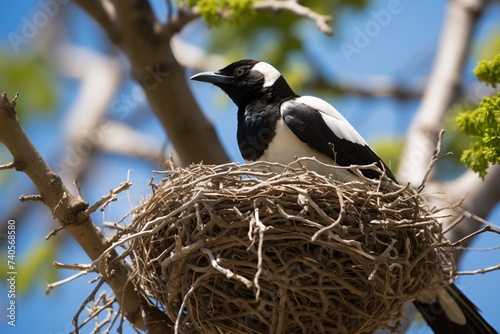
125,159 -> 455,334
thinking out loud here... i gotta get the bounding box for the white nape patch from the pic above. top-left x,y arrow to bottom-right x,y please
286,96 -> 368,146
252,62 -> 281,88
255,118 -> 360,182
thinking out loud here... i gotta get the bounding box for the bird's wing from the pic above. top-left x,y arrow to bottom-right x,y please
281,96 -> 396,181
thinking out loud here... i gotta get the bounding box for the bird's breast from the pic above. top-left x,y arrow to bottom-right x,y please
255,119 -> 359,182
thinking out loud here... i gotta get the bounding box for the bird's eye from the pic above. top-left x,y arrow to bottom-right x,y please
234,67 -> 246,77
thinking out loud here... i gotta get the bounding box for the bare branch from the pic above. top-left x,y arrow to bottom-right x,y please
254,0 -> 332,35
0,93 -> 171,332
95,121 -> 168,162
417,129 -> 451,193
73,0 -> 117,42
458,263 -> 500,275
168,0 -> 333,37
53,261 -> 91,271
442,165 -> 500,245
322,76 -> 425,99
170,35 -> 226,71
85,181 -> 132,216
19,194 -> 43,202
46,271 -> 90,295
449,225 -> 494,247
0,162 -> 15,170
72,278 -> 107,333
45,226 -> 64,240
397,0 -> 488,185
77,0 -> 230,166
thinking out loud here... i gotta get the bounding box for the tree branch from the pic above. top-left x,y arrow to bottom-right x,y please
0,161 -> 15,170
253,0 -> 332,35
170,35 -> 226,71
74,0 -> 230,166
440,165 -> 500,247
96,121 -> 169,162
0,93 -> 171,332
166,0 -> 333,37
397,0 -> 487,185
73,0 -> 117,42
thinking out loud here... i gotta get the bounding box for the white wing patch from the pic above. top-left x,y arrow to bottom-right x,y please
417,288 -> 466,326
252,62 -> 281,88
437,289 -> 466,325
285,96 -> 368,146
257,119 -> 361,182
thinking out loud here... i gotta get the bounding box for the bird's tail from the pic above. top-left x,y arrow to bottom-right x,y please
413,283 -> 497,334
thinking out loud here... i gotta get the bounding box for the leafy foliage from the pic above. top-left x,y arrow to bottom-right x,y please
184,0 -> 255,26
474,54 -> 500,88
0,52 -> 57,119
456,55 -> 500,178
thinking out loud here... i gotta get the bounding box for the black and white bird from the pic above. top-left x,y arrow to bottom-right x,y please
191,59 -> 497,334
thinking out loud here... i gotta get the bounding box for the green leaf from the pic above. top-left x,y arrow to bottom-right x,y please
456,92 -> 500,179
185,0 -> 256,27
0,52 -> 57,119
474,54 -> 500,88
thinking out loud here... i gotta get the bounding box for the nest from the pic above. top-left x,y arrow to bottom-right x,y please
128,159 -> 454,334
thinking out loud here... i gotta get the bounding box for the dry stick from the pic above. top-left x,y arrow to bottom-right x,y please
19,194 -> 43,202
53,261 -> 91,271
45,226 -> 64,240
174,273 -> 207,334
79,295 -> 117,332
368,239 -> 398,281
459,208 -> 500,229
458,264 -> 500,275
94,191 -> 203,266
0,161 -> 15,170
441,214 -> 465,235
46,271 -> 90,295
104,310 -> 121,334
85,181 -> 132,215
253,0 -> 332,35
418,129 -> 449,193
91,308 -> 114,333
252,206 -> 268,300
312,188 -> 346,241
201,248 -> 253,288
449,225 -> 500,247
72,278 -> 107,334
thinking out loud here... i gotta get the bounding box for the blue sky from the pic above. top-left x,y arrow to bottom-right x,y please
0,0 -> 499,333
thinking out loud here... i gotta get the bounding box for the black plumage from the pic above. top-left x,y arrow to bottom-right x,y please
281,100 -> 396,180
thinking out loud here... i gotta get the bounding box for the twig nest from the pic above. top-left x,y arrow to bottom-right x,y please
129,159 -> 454,334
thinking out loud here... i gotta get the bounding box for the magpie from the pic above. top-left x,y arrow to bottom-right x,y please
191,59 -> 497,334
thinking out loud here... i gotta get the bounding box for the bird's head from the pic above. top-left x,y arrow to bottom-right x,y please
190,59 -> 295,107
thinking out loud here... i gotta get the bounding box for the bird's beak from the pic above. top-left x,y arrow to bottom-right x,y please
190,71 -> 233,84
